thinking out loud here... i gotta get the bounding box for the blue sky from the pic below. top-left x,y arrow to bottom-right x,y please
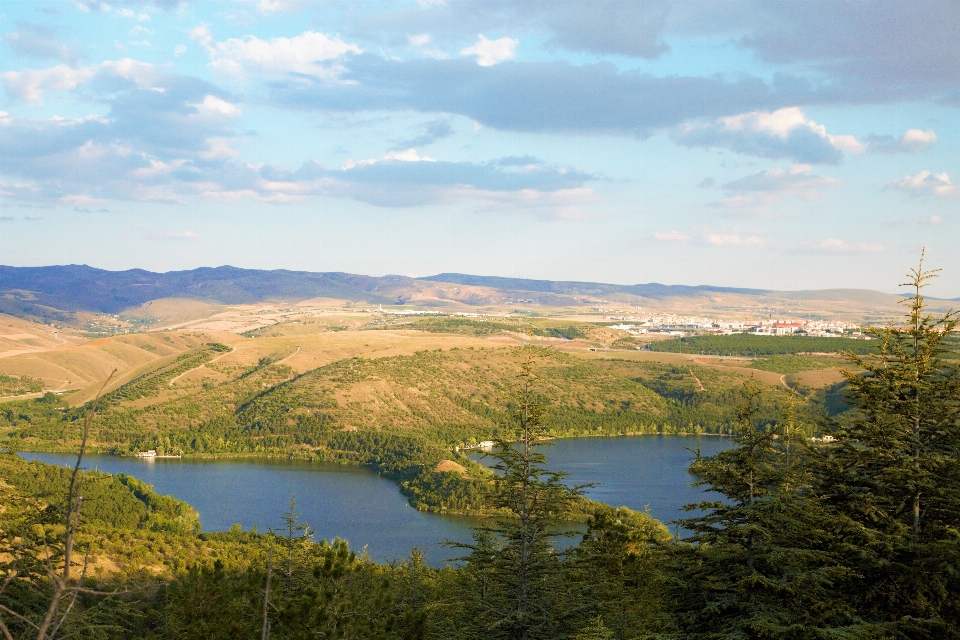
0,0 -> 958,296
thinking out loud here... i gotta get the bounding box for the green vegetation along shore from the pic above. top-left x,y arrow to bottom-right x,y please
0,343 -> 837,517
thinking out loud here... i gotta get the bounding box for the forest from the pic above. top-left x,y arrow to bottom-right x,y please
647,334 -> 876,356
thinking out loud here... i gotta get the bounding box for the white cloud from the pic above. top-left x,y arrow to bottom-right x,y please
163,231 -> 198,239
117,8 -> 150,21
198,138 -> 240,161
102,58 -> 164,91
342,148 -> 435,170
417,0 -> 446,6
717,108 -> 863,153
460,34 -> 518,66
384,148 -> 435,162
191,95 -> 241,117
174,45 -> 187,57
257,0 -> 300,12
131,158 -> 190,178
203,30 -> 362,80
706,233 -> 764,247
653,230 -> 689,242
900,129 -> 937,151
812,238 -> 884,253
409,34 -> 448,60
676,107 -> 861,164
61,194 -> 108,208
890,170 -> 958,197
866,128 -> 938,153
2,64 -> 97,103
190,26 -> 213,48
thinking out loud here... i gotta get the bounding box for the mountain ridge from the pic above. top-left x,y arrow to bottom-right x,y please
0,264 -> 934,324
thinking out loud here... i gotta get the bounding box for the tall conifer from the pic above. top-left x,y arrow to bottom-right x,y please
454,346 -> 582,640
814,253 -> 960,635
667,383 -> 858,637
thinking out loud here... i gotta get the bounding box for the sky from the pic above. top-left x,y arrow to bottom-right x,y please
0,0 -> 958,297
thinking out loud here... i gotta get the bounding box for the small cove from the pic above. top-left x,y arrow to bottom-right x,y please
22,435 -> 733,563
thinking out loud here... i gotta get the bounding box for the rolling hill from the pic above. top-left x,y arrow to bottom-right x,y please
0,265 -> 927,326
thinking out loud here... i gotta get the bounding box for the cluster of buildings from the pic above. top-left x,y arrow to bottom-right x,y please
606,314 -> 865,338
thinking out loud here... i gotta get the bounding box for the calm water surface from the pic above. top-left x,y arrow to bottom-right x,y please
470,435 -> 733,534
22,436 -> 731,563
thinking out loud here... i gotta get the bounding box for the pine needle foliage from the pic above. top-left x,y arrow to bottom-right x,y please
666,383 -> 864,638
453,346 -> 585,640
812,252 -> 960,636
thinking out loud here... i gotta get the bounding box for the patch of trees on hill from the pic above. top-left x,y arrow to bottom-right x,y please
649,333 -> 876,356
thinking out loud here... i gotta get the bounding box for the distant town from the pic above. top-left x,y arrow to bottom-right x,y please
604,314 -> 868,338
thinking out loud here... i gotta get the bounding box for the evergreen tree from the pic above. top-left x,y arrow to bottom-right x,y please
667,383 -> 860,638
566,505 -> 672,638
454,347 -> 583,640
813,254 -> 960,636
571,616 -> 615,640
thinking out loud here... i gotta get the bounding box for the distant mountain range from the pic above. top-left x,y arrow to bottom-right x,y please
0,264 -> 952,324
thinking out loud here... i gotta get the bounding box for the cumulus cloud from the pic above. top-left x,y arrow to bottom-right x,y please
706,233 -> 764,247
409,34 -> 448,59
2,64 -> 97,103
460,34 -> 517,66
101,58 -> 165,91
0,66 -> 245,206
809,238 -> 884,253
342,148 -> 435,170
654,230 -> 689,242
865,128 -> 937,153
191,94 -> 241,117
674,107 -> 861,164
889,170 -> 958,197
198,29 -> 362,80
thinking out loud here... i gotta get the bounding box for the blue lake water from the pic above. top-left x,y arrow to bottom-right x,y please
470,435 -> 733,536
22,435 -> 732,563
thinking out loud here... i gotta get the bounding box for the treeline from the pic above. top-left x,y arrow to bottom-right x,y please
0,373 -> 44,397
0,347 -> 837,514
0,455 -> 199,534
649,333 -> 876,356
375,316 -> 591,341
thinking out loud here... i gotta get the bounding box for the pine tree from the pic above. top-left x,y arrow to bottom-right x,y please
566,505 -> 672,638
454,346 -> 583,640
571,616 -> 615,640
813,253 -> 960,635
667,382 -> 860,638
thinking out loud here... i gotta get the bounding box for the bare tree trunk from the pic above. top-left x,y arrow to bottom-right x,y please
262,537 -> 274,640
34,371 -> 115,640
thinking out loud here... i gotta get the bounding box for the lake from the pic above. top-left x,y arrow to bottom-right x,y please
470,435 -> 733,536
22,435 -> 732,564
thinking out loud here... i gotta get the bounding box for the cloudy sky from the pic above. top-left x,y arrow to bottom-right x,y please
1,1 -> 957,296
